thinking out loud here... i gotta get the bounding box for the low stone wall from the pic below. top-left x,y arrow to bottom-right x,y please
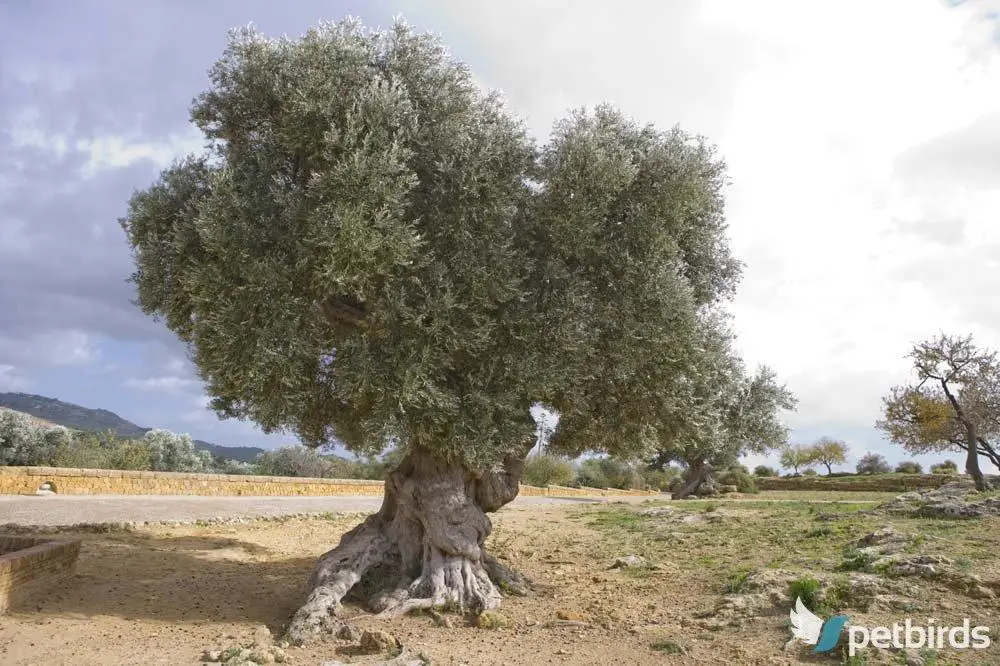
0,536 -> 81,614
0,466 -> 385,496
757,474 -> 952,493
0,466 -> 659,498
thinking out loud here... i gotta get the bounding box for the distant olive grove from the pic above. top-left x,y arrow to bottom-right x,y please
0,409 -> 960,490
0,409 -> 392,479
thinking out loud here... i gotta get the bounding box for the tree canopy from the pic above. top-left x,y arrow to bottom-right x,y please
121,19 -> 750,472
810,437 -> 848,475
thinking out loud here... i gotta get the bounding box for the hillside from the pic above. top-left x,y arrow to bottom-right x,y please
0,392 -> 265,462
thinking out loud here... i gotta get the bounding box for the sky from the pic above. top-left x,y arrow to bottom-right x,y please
1,0 -> 999,472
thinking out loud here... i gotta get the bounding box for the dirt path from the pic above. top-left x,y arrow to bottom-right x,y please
0,493 -> 635,526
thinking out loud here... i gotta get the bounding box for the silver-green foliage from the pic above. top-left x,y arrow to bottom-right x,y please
0,410 -> 70,466
144,429 -> 212,473
121,19 -> 763,470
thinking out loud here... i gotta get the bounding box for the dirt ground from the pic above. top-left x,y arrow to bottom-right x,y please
1,495 -> 999,666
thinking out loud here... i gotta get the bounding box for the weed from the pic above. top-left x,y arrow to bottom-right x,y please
789,575 -> 822,611
722,567 -> 752,594
954,556 -> 973,572
838,548 -> 875,572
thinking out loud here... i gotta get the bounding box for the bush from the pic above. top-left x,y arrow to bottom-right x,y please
576,457 -> 644,489
145,429 -> 211,473
715,464 -> 759,493
522,454 -> 576,487
856,452 -> 891,475
753,465 -> 778,477
931,460 -> 958,475
219,458 -> 255,475
894,461 -> 923,474
802,468 -> 818,477
253,446 -> 337,478
0,409 -> 56,465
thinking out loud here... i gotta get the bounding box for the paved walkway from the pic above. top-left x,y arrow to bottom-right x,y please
0,493 -> 637,526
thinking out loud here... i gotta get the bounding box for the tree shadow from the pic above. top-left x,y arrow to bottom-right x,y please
6,528 -> 335,636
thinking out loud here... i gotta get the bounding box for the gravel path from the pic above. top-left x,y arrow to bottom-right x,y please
0,493 -> 639,526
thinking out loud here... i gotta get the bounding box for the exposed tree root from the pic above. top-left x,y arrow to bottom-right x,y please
284,447 -> 533,645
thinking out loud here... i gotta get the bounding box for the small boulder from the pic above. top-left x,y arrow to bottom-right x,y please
335,624 -> 360,641
359,629 -> 399,654
611,554 -> 647,569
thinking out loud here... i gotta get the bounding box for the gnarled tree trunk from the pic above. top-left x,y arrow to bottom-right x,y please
672,460 -> 711,500
285,448 -> 531,645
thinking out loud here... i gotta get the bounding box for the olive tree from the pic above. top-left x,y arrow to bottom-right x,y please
644,317 -> 795,498
877,333 -> 1000,491
120,19 -> 759,643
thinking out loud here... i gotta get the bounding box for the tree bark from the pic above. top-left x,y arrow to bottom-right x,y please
672,460 -> 710,499
284,448 -> 531,645
940,380 -> 987,491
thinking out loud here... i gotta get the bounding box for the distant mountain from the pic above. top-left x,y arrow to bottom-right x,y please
0,392 -> 265,462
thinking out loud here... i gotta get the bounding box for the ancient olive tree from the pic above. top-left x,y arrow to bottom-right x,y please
877,334 -> 1000,491
644,316 -> 797,499
120,20 -> 753,643
810,436 -> 848,475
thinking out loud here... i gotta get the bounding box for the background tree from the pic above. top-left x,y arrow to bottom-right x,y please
753,465 -> 778,477
877,334 -> 1000,490
894,461 -> 923,474
644,317 -> 796,498
779,444 -> 818,475
120,19 -> 767,642
521,454 -> 575,487
855,452 -> 891,475
810,437 -> 848,475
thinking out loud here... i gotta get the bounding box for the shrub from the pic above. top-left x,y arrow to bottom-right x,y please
219,458 -> 255,475
522,454 -> 576,487
145,429 -> 211,473
253,446 -> 337,478
576,457 -> 644,489
753,465 -> 778,477
0,409 -> 55,465
895,461 -> 923,474
802,468 -> 818,477
930,460 -> 958,475
856,452 -> 891,475
716,464 -> 759,493
789,575 -> 823,611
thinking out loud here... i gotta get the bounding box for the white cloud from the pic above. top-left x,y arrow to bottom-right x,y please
123,375 -> 200,392
76,131 -> 204,177
0,364 -> 29,391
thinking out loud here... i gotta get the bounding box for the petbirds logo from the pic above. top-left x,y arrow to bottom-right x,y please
789,598 -> 992,656
789,597 -> 849,653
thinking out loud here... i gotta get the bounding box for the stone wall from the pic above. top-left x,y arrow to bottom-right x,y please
0,466 -> 659,498
757,474 -> 952,493
0,536 -> 81,614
